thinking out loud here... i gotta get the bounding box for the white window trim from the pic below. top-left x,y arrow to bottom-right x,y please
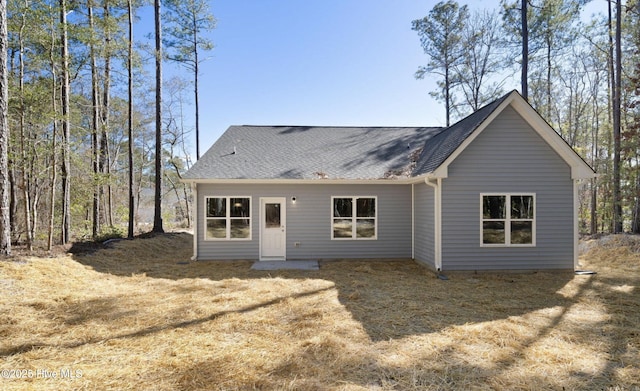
204,196 -> 252,241
331,196 -> 378,240
480,193 -> 536,247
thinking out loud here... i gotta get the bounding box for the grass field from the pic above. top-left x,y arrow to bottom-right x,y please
1,233 -> 639,390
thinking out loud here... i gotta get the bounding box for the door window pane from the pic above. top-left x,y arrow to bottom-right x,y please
265,203 -> 281,228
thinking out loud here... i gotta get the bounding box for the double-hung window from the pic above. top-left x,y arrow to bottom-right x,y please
481,194 -> 535,246
205,196 -> 251,240
332,196 -> 377,239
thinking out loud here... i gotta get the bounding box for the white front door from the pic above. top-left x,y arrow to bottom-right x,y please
260,197 -> 286,260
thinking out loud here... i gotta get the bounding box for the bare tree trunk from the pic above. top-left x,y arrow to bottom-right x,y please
48,5 -> 58,251
6,46 -> 15,245
167,154 -> 189,226
180,107 -> 192,229
88,0 -> 101,239
193,16 -> 201,160
546,40 -> 552,120
521,0 -> 528,100
101,0 -> 113,228
0,0 -> 10,256
48,101 -> 57,249
30,185 -> 39,241
8,153 -> 15,240
60,0 -> 71,244
153,0 -> 164,233
612,0 -> 623,233
127,0 -> 135,238
18,6 -> 32,251
590,98 -> 599,235
444,66 -> 451,127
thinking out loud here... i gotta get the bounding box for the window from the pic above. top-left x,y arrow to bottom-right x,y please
332,197 -> 377,239
205,197 -> 251,240
481,194 -> 535,246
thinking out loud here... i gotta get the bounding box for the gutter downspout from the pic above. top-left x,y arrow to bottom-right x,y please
425,177 -> 442,271
573,179 -> 579,270
191,182 -> 198,261
411,183 -> 415,260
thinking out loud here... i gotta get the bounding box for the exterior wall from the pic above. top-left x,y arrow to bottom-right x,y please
440,106 -> 575,270
413,182 -> 436,269
195,183 -> 412,260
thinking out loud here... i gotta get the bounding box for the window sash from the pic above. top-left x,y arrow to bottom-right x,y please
481,194 -> 535,247
205,196 -> 251,240
332,197 -> 377,240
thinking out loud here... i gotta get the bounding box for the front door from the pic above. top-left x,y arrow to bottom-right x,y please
260,197 -> 286,260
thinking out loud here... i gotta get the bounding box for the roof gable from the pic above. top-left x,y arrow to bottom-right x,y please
414,90 -> 595,180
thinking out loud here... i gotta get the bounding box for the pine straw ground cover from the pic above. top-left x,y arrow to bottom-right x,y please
0,233 -> 638,391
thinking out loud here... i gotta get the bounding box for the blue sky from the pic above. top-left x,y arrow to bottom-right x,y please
139,0 -> 607,159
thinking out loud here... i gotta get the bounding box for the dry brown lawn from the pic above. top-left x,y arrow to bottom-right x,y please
0,232 -> 639,390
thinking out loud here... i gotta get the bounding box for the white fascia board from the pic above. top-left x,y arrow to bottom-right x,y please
181,178 -> 417,185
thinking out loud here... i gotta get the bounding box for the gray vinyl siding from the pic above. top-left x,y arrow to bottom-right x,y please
440,106 -> 574,270
414,183 -> 435,269
196,183 -> 412,260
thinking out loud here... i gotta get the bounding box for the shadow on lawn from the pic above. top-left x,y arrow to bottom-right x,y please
70,233 -> 575,342
0,284 -> 336,358
326,262 -> 575,341
18,233 -> 633,389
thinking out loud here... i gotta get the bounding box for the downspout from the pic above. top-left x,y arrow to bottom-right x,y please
425,177 -> 442,271
411,183 -> 415,260
573,179 -> 579,270
191,182 -> 198,261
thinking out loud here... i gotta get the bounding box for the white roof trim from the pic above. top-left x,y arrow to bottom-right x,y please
181,178 -> 416,185
431,91 -> 595,180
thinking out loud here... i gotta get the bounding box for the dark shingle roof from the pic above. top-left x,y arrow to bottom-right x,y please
184,90 -> 516,181
183,125 -> 443,180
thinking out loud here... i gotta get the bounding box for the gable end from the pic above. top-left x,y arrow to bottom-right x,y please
430,91 -> 594,180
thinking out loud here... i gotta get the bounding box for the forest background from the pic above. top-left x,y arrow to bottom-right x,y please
0,0 -> 637,253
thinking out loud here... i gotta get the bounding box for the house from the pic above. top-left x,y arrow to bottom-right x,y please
182,90 -> 595,271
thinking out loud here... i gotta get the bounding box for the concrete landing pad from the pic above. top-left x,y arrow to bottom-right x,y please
251,260 -> 320,271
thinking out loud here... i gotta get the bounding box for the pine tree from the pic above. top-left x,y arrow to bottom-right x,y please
412,0 -> 468,126
163,0 -> 215,160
